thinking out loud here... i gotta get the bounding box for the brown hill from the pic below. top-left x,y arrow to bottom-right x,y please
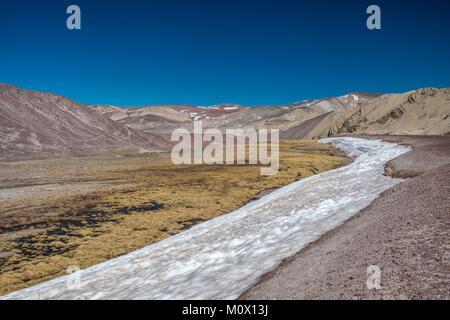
2,84 -> 447,160
0,84 -> 170,160
282,88 -> 450,139
90,93 -> 379,136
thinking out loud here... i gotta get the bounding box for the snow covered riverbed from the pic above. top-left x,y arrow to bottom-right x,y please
2,138 -> 411,300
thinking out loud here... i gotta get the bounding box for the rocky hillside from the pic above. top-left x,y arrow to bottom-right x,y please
1,83 -> 448,160
282,88 -> 450,139
89,93 -> 379,136
0,84 -> 170,160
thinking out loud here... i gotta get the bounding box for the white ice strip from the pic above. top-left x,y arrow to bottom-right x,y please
2,138 -> 411,300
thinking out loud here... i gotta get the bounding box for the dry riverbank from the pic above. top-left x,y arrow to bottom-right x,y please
241,135 -> 450,300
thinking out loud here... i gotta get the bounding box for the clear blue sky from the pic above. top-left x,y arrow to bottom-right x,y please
1,0 -> 450,106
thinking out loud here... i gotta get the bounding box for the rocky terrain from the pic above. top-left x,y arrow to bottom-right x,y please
1,83 -> 449,160
282,88 -> 450,139
241,136 -> 450,300
74,88 -> 450,142
0,84 -> 170,160
1,83 -> 449,299
89,92 -> 379,136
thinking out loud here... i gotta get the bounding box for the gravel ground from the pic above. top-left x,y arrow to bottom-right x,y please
241,136 -> 450,300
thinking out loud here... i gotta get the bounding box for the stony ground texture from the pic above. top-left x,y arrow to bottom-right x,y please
242,136 -> 450,300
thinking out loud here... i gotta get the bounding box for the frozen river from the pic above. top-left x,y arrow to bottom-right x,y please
2,138 -> 411,300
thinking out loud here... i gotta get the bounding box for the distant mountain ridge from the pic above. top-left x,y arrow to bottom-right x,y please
1,83 -> 449,160
88,92 -> 380,136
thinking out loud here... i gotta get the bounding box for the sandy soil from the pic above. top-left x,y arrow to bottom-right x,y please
241,135 -> 450,300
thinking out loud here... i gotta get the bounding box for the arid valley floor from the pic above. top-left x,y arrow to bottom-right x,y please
1,84 -> 449,299
0,140 -> 346,295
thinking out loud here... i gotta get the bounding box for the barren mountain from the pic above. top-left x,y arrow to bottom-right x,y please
0,84 -> 170,160
282,88 -> 450,139
291,92 -> 380,112
91,93 -> 379,136
2,83 -> 447,161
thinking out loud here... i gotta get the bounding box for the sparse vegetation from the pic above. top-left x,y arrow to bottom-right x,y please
0,140 -> 346,295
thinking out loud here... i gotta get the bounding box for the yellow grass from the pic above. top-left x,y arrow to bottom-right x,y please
0,140 -> 346,295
